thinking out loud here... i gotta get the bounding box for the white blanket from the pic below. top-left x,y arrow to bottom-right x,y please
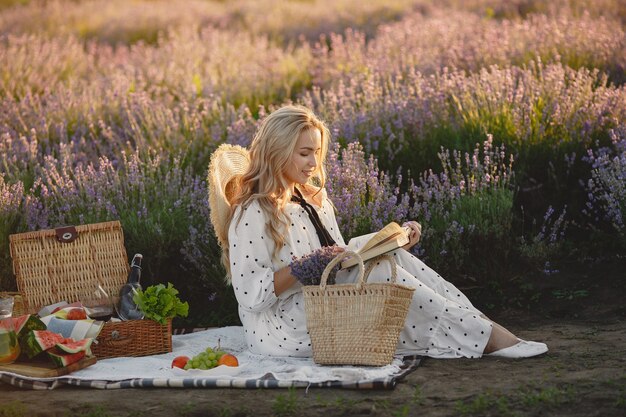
0,326 -> 421,389
74,326 -> 402,382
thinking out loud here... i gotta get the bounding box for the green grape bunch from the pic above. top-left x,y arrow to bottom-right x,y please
185,345 -> 228,370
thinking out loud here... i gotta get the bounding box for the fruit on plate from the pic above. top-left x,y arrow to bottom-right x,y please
184,343 -> 238,370
46,348 -> 86,367
22,330 -> 65,359
171,355 -> 190,369
66,308 -> 88,320
217,353 -> 238,367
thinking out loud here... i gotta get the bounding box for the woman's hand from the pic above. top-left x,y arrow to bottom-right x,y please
401,221 -> 422,250
275,246 -> 345,295
274,265 -> 297,296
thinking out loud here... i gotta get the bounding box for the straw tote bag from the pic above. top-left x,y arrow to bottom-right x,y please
302,251 -> 415,366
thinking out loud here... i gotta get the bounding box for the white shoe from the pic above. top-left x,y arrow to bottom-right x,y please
485,339 -> 548,358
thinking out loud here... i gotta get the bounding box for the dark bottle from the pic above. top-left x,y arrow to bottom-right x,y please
130,254 -> 143,286
117,254 -> 145,320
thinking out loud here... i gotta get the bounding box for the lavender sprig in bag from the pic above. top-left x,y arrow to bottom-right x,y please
290,246 -> 344,286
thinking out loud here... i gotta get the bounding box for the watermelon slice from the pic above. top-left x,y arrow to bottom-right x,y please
46,347 -> 86,367
21,330 -> 65,359
11,315 -> 46,339
56,338 -> 93,356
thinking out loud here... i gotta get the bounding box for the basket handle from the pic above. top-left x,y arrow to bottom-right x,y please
97,330 -> 135,347
363,254 -> 398,284
55,226 -> 78,243
319,250 -> 365,291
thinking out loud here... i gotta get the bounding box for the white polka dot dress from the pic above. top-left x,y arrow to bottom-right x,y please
228,193 -> 493,359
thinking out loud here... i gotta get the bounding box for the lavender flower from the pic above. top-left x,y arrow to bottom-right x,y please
583,126 -> 626,234
289,246 -> 344,286
1,0 -> 625,306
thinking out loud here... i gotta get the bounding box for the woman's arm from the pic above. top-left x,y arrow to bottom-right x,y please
273,265 -> 297,296
229,202 -> 282,312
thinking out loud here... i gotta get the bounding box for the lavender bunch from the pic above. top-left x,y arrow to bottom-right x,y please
290,246 -> 344,286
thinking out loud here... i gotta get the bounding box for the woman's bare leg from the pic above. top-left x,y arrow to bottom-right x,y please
482,316 -> 519,354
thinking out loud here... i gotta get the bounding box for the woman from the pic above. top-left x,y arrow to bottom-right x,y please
224,105 -> 547,359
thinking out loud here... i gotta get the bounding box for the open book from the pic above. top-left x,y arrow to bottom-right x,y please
342,222 -> 411,268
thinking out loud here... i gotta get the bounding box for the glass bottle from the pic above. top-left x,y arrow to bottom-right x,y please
117,254 -> 145,320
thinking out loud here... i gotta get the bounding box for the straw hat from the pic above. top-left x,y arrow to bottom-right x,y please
207,144 -> 250,249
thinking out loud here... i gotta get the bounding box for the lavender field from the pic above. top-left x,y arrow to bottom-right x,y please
1,0 -> 624,326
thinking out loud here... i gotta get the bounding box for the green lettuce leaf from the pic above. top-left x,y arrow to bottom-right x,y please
133,283 -> 189,325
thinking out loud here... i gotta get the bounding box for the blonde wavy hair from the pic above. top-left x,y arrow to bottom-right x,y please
223,105 -> 331,277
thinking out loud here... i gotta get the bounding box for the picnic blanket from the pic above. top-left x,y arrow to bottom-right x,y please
0,326 -> 422,390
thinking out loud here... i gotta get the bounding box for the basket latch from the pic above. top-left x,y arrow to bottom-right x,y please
55,226 -> 78,243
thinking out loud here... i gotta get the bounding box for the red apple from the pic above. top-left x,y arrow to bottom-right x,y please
171,355 -> 190,369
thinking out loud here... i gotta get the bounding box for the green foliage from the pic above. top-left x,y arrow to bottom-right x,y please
0,214 -> 22,292
453,189 -> 514,238
552,289 -> 589,300
517,238 -> 563,269
519,384 -> 575,408
411,384 -> 425,406
74,405 -> 112,417
0,401 -> 26,417
133,283 -> 189,325
454,391 -> 511,415
392,404 -> 411,417
272,386 -> 299,416
178,402 -> 196,416
217,407 -> 233,417
422,188 -> 514,280
454,383 -> 578,415
1,0 -> 624,328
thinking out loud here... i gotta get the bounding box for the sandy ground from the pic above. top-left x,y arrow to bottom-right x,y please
1,262 -> 624,417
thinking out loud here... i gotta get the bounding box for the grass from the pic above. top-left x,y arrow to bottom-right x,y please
409,385 -> 425,406
0,401 -> 26,417
272,386 -> 299,416
392,404 -> 411,417
217,407 -> 233,417
178,402 -> 196,416
454,383 -> 579,416
454,391 -> 512,415
309,385 -> 425,416
73,405 -> 113,417
519,384 -> 575,408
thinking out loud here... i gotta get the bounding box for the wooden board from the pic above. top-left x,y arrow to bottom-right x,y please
0,356 -> 96,378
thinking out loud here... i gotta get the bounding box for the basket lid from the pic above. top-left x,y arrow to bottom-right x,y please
9,221 -> 129,313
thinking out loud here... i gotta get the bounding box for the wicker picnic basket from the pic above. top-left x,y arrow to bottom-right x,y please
8,220 -> 172,359
302,251 -> 415,366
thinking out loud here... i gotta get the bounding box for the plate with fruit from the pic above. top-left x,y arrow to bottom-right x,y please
170,345 -> 244,377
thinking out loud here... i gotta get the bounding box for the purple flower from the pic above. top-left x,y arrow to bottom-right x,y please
289,246 -> 344,286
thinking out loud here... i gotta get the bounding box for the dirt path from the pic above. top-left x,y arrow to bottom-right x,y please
1,265 -> 625,417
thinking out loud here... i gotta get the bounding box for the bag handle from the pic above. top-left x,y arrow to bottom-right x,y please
363,254 -> 398,284
319,250 -> 365,291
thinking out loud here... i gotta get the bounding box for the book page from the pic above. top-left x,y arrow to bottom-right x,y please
342,222 -> 410,268
359,222 -> 406,253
